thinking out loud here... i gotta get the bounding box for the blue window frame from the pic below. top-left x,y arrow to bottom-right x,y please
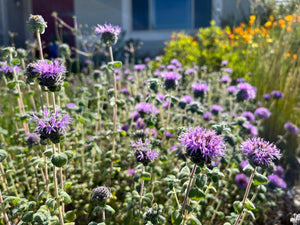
132,0 -> 211,31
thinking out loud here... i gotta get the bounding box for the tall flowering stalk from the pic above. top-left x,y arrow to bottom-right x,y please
233,137 -> 281,225
178,127 -> 225,224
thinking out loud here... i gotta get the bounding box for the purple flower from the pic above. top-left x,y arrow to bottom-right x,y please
192,83 -> 209,98
186,68 -> 196,75
128,169 -> 136,176
211,104 -> 223,115
271,90 -> 284,99
124,69 -> 131,75
156,94 -> 165,101
225,68 -> 233,74
33,108 -> 71,143
239,159 -> 249,169
284,122 -> 299,134
240,137 -> 281,167
236,78 -> 246,83
170,59 -> 182,67
255,107 -> 271,119
95,23 -> 121,45
132,138 -> 159,166
235,174 -> 249,189
179,126 -> 226,164
236,82 -> 256,101
0,61 -> 21,75
26,133 -> 40,146
179,95 -> 193,109
203,112 -> 214,121
144,57 -> 151,63
161,72 -> 180,90
268,174 -> 286,189
153,71 -> 160,77
134,64 -> 146,71
241,111 -> 255,122
128,76 -> 135,82
263,94 -> 271,101
136,118 -> 146,130
156,56 -> 162,61
135,102 -> 158,117
220,76 -> 231,83
221,60 -> 228,66
131,111 -> 139,121
167,64 -> 176,71
227,86 -> 237,94
120,88 -> 129,95
274,165 -> 284,178
243,123 -> 258,136
66,103 -> 76,108
33,60 -> 66,91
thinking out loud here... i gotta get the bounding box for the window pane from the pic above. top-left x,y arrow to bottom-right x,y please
132,0 -> 149,30
152,0 -> 192,30
194,0 -> 211,27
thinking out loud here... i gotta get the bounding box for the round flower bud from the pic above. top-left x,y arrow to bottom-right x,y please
28,14 -> 47,34
92,186 -> 111,202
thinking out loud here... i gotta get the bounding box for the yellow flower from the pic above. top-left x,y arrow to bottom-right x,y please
279,19 -> 285,28
293,54 -> 297,61
249,15 -> 256,26
265,21 -> 272,29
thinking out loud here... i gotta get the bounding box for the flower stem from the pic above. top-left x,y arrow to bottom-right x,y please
36,31 -> 44,60
180,164 -> 197,214
162,92 -> 172,147
0,189 -> 10,225
233,167 -> 257,225
138,165 -> 145,222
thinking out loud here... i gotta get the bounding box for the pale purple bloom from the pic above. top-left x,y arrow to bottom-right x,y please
186,68 -> 196,75
135,102 -> 158,116
134,64 -> 146,71
153,71 -> 160,77
192,83 -> 209,98
131,111 -> 139,121
181,95 -> 193,104
272,90 -> 284,99
85,59 -> 93,64
116,75 -> 122,80
167,64 -> 176,71
177,67 -> 183,72
136,118 -> 146,129
114,69 -> 121,74
239,159 -> 249,169
240,137 -> 281,167
268,174 -> 286,188
128,76 -> 135,82
274,166 -> 284,178
95,23 -> 121,45
120,88 -> 129,94
235,174 -> 249,189
241,111 -> 255,122
236,78 -> 246,83
156,94 -> 165,101
33,60 -> 66,79
159,64 -> 165,69
156,56 -> 162,61
220,76 -> 231,83
243,123 -> 258,136
203,112 -> 213,121
263,94 -> 271,101
211,104 -> 223,115
66,103 -> 76,108
132,138 -> 159,165
236,82 -> 256,101
0,61 -> 21,74
227,86 -> 237,94
161,72 -> 180,90
144,57 -> 151,63
179,126 -> 225,164
124,69 -> 131,75
284,122 -> 299,134
26,133 -> 40,146
225,68 -> 233,74
221,60 -> 228,66
128,169 -> 136,176
255,107 -> 271,119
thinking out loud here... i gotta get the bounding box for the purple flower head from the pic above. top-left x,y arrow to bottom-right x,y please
236,82 -> 256,102
243,123 -> 258,136
26,133 -> 40,146
274,165 -> 284,178
0,61 -> 21,78
170,59 -> 182,67
179,95 -> 193,109
179,126 -> 226,164
135,102 -> 158,117
220,76 -> 232,83
211,157 -> 221,167
203,112 -> 214,121
95,23 -> 121,45
225,68 -> 233,74
153,71 -> 160,77
66,103 -> 76,108
235,174 -> 249,189
192,83 -> 209,98
241,111 -> 255,122
221,60 -> 228,66
268,174 -> 286,189
156,94 -> 165,101
263,94 -> 271,101
128,169 -> 136,176
165,130 -> 172,138
211,104 -> 223,115
144,57 -> 151,63
255,107 -> 271,119
156,56 -> 162,61
132,138 -> 159,166
134,64 -> 146,71
33,60 -> 66,91
131,111 -> 139,121
128,76 -> 135,82
159,64 -> 165,69
120,88 -> 129,95
239,159 -> 249,169
236,78 -> 246,83
240,137 -> 281,167
284,122 -> 299,134
272,90 -> 284,99
33,108 -> 71,143
136,118 -> 146,130
114,68 -> 121,74
186,68 -> 196,75
167,64 -> 176,71
227,86 -> 237,94
161,72 -> 180,90
124,69 -> 130,75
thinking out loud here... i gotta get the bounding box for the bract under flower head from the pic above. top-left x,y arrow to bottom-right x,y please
95,23 -> 121,45
33,108 -> 71,143
240,137 -> 281,167
132,138 -> 159,166
179,126 -> 225,165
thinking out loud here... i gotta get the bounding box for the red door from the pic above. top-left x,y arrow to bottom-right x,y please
32,0 -> 74,58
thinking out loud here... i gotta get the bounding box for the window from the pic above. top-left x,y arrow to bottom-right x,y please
132,0 -> 211,31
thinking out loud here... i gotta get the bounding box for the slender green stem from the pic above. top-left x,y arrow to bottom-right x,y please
173,187 -> 180,208
36,31 -> 44,60
161,92 -> 172,147
0,189 -> 10,225
139,165 -> 145,222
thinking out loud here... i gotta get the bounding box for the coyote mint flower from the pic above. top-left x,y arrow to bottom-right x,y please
179,126 -> 225,164
28,14 -> 47,34
236,82 -> 256,102
95,23 -> 121,45
192,83 -> 209,98
92,186 -> 111,202
132,138 -> 159,166
161,72 -> 180,90
240,137 -> 281,167
33,108 -> 71,143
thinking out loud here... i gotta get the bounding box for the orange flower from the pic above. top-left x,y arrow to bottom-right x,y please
265,21 -> 272,29
285,15 -> 293,22
249,15 -> 256,26
192,41 -> 197,46
287,27 -> 292,32
243,34 -> 251,42
171,34 -> 175,40
177,33 -> 182,38
269,15 -> 274,22
278,19 -> 285,28
293,54 -> 297,61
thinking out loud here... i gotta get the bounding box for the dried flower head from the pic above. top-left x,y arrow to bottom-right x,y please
179,126 -> 225,164
132,138 -> 159,166
28,14 -> 47,34
95,23 -> 121,45
240,137 -> 281,167
92,186 -> 111,202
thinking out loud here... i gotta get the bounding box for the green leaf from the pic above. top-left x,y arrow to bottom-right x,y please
171,210 -> 183,225
188,187 -> 205,200
141,172 -> 151,181
171,96 -> 179,104
65,211 -> 76,222
233,201 -> 243,214
7,81 -> 16,89
243,164 -> 254,175
105,204 -> 115,214
43,149 -> 53,158
45,198 -> 55,211
22,211 -> 34,222
190,215 -> 202,225
59,190 -> 72,203
253,173 -> 268,185
0,150 -> 8,162
77,117 -> 85,124
113,61 -> 122,68
245,199 -> 256,210
195,174 -> 207,187
12,58 -> 20,65
51,153 -> 68,167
